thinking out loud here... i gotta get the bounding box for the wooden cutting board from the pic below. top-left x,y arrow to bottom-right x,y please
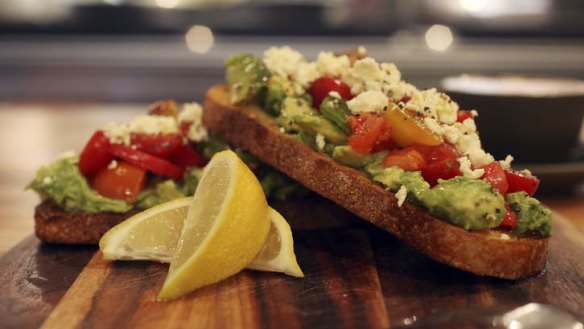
1,197 -> 583,329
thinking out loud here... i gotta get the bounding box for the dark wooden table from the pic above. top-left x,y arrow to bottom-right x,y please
1,103 -> 583,329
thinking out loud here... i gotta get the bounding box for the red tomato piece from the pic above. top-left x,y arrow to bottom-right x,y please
382,147 -> 427,171
308,76 -> 352,108
421,159 -> 461,186
109,144 -> 184,180
481,162 -> 509,194
130,133 -> 184,158
78,130 -> 114,177
456,110 -> 474,123
169,144 -> 206,168
499,204 -> 518,228
406,143 -> 461,185
396,95 -> 412,104
92,161 -> 146,203
348,113 -> 392,154
505,170 -> 540,196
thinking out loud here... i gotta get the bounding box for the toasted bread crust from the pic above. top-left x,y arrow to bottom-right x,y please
34,200 -> 138,245
203,85 -> 549,279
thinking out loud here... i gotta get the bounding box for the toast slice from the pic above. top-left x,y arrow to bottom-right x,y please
34,200 -> 139,244
202,84 -> 549,280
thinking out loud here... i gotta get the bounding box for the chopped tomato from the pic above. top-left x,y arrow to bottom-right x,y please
130,133 -> 184,158
78,130 -> 114,177
383,103 -> 442,147
505,170 -> 540,196
383,147 -> 426,171
456,110 -> 474,123
499,204 -> 518,228
109,144 -> 184,180
410,143 -> 461,186
308,76 -> 352,108
421,159 -> 461,186
92,161 -> 146,203
396,95 -> 412,104
348,113 -> 392,154
481,162 -> 509,194
149,99 -> 179,117
169,144 -> 206,168
179,122 -> 191,136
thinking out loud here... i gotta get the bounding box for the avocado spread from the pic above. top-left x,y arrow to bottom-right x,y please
30,155 -> 201,213
31,140 -> 306,213
224,50 -> 552,237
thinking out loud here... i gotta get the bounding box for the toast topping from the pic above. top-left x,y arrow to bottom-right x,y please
222,47 -> 552,237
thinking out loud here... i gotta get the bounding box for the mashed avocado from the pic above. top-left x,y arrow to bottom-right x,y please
30,155 -> 131,213
30,155 -> 203,213
420,177 -> 505,230
364,157 -> 505,230
506,192 -> 552,236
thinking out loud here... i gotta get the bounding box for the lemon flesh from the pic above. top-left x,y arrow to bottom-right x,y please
248,208 -> 304,277
157,150 -> 270,300
99,197 -> 191,263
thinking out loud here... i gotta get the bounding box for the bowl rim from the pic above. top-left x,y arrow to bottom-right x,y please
440,74 -> 584,98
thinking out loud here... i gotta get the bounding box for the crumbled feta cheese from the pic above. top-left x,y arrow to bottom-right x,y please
179,102 -> 209,142
407,88 -> 459,124
347,90 -> 388,114
107,160 -> 118,170
105,115 -> 179,145
316,52 -> 351,77
395,185 -> 408,207
279,127 -> 286,133
42,176 -> 52,185
328,91 -> 341,98
294,62 -> 319,88
457,157 -> 485,179
500,233 -> 511,240
499,155 -> 514,170
58,151 -> 77,160
263,46 -> 305,78
315,134 -> 326,151
342,57 -> 385,95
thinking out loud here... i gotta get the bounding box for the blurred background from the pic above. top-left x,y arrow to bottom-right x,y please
1,0 -> 584,102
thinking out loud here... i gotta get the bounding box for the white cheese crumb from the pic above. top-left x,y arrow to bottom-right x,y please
107,160 -> 118,170
342,57 -> 385,95
500,233 -> 511,240
395,185 -> 408,207
328,91 -> 341,99
346,90 -> 388,114
457,157 -> 485,179
179,102 -> 209,142
407,88 -> 459,124
279,127 -> 286,133
499,155 -> 514,171
315,133 -> 326,151
316,52 -> 351,77
263,46 -> 305,78
294,61 -> 319,88
42,176 -> 53,185
104,115 -> 179,145
58,151 -> 77,160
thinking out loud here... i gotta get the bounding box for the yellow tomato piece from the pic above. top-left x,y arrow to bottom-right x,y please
384,103 -> 442,147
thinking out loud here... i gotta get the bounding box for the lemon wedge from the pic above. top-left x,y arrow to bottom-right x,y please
247,208 -> 304,277
100,201 -> 304,275
99,197 -> 191,263
158,150 -> 270,300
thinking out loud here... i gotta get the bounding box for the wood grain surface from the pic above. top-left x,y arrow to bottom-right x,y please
1,197 -> 583,329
